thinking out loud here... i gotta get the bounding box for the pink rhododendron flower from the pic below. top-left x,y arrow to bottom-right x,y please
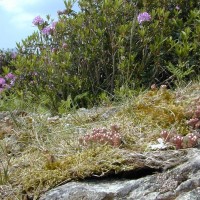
0,87 -> 4,93
51,21 -> 57,30
42,26 -> 52,35
137,12 -> 151,24
5,73 -> 16,80
32,16 -> 44,26
0,77 -> 6,86
11,52 -> 17,59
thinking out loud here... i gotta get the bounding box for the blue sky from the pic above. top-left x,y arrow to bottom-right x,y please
0,0 -> 79,50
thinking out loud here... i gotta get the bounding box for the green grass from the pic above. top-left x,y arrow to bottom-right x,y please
0,80 -> 199,199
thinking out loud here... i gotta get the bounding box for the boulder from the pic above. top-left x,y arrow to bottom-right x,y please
39,148 -> 200,200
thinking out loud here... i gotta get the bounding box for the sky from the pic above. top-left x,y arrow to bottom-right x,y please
0,0 -> 79,50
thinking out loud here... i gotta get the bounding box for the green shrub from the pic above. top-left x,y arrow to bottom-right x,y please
12,0 -> 200,113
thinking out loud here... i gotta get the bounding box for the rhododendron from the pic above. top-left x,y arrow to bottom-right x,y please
32,16 -> 44,26
51,22 -> 57,30
0,87 -> 4,93
5,73 -> 16,80
11,52 -> 17,59
137,12 -> 151,24
42,26 -> 52,35
0,77 -> 6,86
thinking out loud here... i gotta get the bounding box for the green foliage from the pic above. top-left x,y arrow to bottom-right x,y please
0,49 -> 16,75
10,0 -> 200,113
167,61 -> 194,85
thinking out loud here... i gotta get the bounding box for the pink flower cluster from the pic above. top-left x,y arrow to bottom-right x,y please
32,16 -> 44,26
0,73 -> 16,93
161,130 -> 199,149
11,52 -> 17,59
41,22 -> 57,36
79,125 -> 122,147
137,12 -> 151,24
186,105 -> 200,130
32,16 -> 57,36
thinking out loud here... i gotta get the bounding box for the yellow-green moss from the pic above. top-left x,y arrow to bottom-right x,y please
13,146 -> 140,198
119,88 -> 189,133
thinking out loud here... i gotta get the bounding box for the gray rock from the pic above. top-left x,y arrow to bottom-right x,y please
100,107 -> 119,120
0,111 -> 10,120
39,148 -> 200,200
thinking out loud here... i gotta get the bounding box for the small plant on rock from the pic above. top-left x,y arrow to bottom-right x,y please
160,130 -> 199,150
159,99 -> 200,149
186,105 -> 200,130
79,125 -> 122,147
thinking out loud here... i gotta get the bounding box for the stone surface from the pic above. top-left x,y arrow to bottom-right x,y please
39,148 -> 200,200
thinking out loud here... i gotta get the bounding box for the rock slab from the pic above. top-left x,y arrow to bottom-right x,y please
39,148 -> 200,200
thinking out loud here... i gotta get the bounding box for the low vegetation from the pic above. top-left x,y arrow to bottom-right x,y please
0,0 -> 200,199
0,81 -> 199,199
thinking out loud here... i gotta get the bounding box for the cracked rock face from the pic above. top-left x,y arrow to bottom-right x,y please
39,148 -> 200,200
